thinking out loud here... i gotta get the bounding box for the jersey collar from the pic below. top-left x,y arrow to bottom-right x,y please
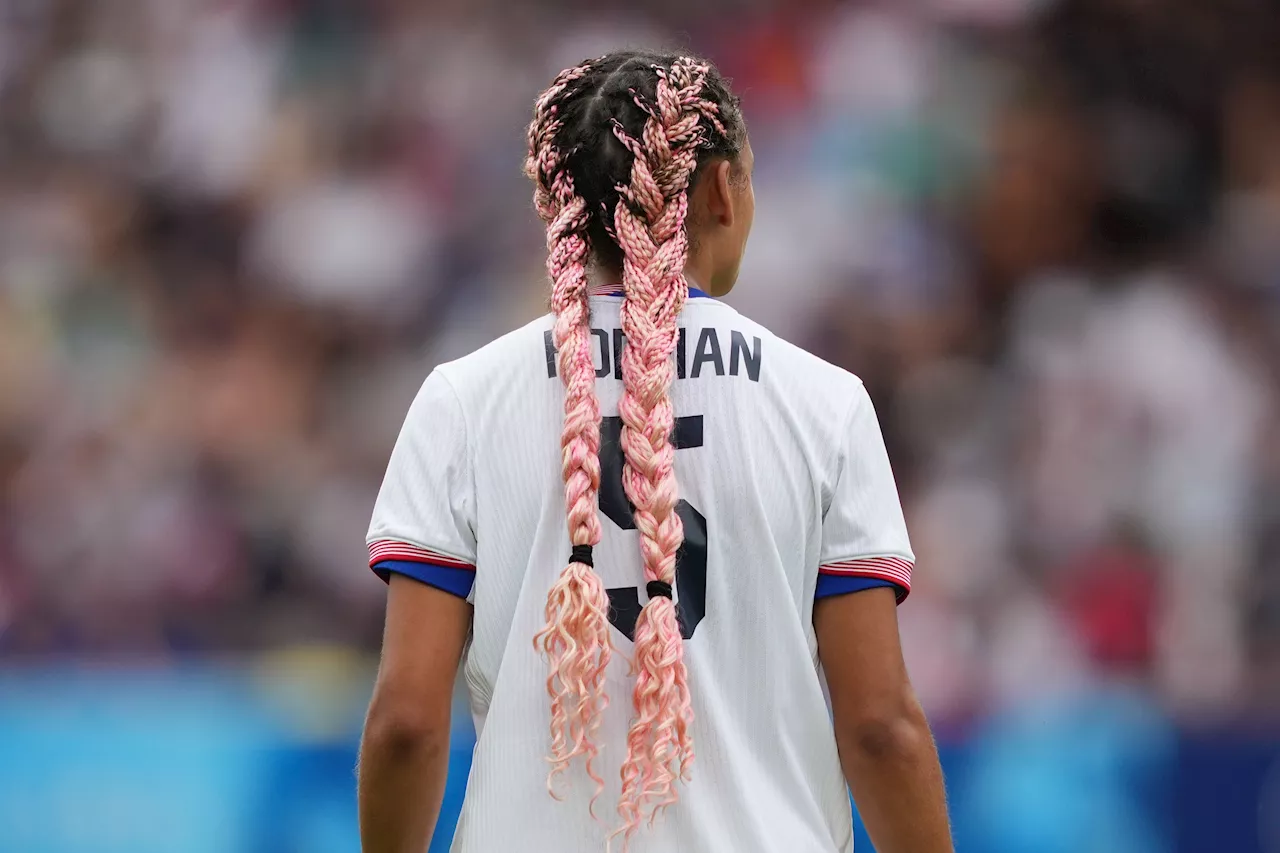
588,283 -> 711,299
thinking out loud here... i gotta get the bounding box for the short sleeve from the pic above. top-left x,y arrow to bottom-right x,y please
819,383 -> 914,603
366,370 -> 477,596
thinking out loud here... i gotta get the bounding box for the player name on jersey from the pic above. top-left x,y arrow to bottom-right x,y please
544,327 -> 763,382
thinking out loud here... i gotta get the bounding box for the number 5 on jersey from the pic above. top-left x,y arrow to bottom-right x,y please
598,416 -> 707,641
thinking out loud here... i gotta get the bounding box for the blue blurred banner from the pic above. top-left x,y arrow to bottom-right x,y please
0,667 -> 1272,853
0,669 -> 286,853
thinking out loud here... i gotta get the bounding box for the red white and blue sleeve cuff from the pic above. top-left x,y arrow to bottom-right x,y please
818,555 -> 912,603
368,540 -> 476,599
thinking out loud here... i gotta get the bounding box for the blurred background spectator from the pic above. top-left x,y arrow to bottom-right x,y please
1,0 -> 1279,850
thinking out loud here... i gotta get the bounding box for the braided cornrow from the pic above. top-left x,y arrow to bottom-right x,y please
525,50 -> 746,840
527,57 -> 615,806
611,57 -> 730,843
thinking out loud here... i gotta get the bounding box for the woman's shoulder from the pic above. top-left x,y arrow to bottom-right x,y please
720,306 -> 866,397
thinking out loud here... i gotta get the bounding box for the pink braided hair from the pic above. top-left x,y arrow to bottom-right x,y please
526,54 -> 738,843
610,57 -> 725,844
527,58 -> 615,806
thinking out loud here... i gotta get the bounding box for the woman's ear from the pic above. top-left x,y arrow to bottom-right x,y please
701,159 -> 736,228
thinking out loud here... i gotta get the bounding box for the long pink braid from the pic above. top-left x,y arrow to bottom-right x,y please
526,59 -> 615,805
610,57 -> 726,844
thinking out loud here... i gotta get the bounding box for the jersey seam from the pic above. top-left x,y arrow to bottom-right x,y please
821,383 -> 868,518
423,367 -> 479,566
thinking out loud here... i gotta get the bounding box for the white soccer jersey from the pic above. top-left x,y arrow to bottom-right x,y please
367,287 -> 915,853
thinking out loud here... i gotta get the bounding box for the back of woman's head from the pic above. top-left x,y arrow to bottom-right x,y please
525,50 -> 745,842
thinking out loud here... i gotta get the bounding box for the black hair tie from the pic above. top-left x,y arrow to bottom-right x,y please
646,580 -> 673,600
570,544 -> 594,567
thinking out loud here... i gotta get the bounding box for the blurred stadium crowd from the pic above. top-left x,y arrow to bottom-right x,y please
2,0 -> 1279,724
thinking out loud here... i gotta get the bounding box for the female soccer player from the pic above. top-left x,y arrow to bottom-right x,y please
358,51 -> 952,853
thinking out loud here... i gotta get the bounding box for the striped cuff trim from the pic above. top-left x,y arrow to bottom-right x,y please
819,555 -> 912,591
368,539 -> 475,571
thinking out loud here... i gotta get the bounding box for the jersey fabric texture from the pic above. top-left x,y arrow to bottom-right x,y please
367,289 -> 915,853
